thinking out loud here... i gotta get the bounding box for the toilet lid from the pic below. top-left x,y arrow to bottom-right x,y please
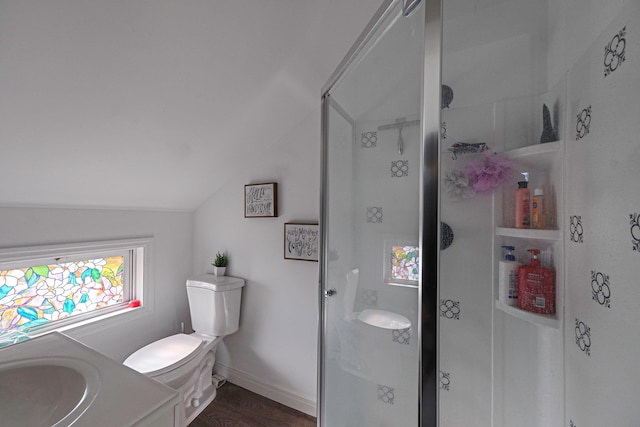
123,333 -> 203,375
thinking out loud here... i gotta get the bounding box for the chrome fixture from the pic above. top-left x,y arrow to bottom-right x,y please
402,0 -> 422,17
378,117 -> 420,155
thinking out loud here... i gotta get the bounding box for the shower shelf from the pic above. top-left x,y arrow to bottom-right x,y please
495,227 -> 560,240
502,141 -> 561,169
494,139 -> 564,330
495,300 -> 560,329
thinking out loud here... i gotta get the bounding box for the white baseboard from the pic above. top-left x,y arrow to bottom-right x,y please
214,363 -> 317,417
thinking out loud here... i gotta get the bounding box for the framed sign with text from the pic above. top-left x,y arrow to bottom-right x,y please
244,182 -> 278,218
284,222 -> 319,261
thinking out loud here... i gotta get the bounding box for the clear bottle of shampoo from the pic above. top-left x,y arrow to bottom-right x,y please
498,245 -> 521,306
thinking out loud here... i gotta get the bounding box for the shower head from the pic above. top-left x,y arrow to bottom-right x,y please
378,117 -> 420,155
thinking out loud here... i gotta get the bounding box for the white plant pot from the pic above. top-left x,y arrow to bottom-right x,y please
213,266 -> 226,276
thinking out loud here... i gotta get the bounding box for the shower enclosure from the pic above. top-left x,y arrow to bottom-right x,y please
321,0 -> 640,426
320,1 -> 437,425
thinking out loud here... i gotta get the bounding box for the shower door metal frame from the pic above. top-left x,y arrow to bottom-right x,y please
318,0 -> 442,426
419,0 -> 441,426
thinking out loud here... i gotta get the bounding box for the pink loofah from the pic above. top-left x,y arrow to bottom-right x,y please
463,153 -> 512,194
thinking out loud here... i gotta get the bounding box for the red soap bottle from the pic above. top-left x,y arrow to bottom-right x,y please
517,249 -> 555,315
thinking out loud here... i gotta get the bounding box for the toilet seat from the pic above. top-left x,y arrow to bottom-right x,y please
124,334 -> 204,377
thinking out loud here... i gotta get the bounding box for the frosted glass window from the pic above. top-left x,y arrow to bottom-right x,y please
0,256 -> 129,331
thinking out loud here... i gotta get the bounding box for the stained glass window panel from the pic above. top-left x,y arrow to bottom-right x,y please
391,245 -> 419,282
0,256 -> 126,331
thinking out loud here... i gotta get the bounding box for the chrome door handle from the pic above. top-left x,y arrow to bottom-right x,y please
324,289 -> 337,297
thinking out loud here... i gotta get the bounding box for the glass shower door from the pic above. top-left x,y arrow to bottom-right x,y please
320,2 -> 424,426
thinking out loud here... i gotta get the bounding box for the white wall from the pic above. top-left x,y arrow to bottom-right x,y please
0,207 -> 193,362
549,0 -> 640,425
0,0 -> 384,417
193,110 -> 321,414
189,0 -> 384,416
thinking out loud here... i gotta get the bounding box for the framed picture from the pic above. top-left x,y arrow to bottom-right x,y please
244,182 -> 278,218
284,223 -> 319,261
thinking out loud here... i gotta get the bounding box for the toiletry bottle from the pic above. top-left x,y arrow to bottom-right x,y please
515,180 -> 530,228
548,185 -> 557,229
532,188 -> 545,229
517,249 -> 555,315
498,245 -> 521,306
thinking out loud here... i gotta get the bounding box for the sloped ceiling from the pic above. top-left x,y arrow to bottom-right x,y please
0,0 -> 380,211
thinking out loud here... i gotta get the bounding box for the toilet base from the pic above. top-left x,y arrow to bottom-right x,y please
172,348 -> 217,426
125,333 -> 224,426
135,335 -> 222,427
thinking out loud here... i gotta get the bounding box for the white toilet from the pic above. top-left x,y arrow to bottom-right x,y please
124,274 -> 244,427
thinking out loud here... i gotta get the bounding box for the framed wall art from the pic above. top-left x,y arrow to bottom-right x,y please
284,222 -> 319,261
244,182 -> 278,218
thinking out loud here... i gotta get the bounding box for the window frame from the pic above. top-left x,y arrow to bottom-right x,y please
0,237 -> 151,336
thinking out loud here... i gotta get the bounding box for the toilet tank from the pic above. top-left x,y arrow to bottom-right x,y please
186,274 -> 245,337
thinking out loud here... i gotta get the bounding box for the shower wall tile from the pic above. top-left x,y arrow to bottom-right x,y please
590,270 -> 611,308
439,370 -> 451,391
356,289 -> 378,308
377,384 -> 394,405
354,118 -> 421,303
390,160 -> 409,178
573,318 -> 591,356
439,184 -> 493,427
440,3 -> 545,427
354,119 -> 420,231
494,96 -> 541,151
604,26 -> 627,77
343,323 -> 419,426
391,328 -> 410,345
332,366 -> 418,427
439,299 -> 461,320
344,118 -> 421,427
361,130 -> 377,148
440,102 -> 495,156
435,1 -> 639,426
564,2 -> 640,425
569,215 -> 585,243
442,0 -> 547,109
366,207 -> 383,223
574,105 -> 592,140
630,212 -> 640,252
369,379 -> 418,427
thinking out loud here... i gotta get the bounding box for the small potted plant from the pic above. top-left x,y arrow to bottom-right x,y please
212,251 -> 228,276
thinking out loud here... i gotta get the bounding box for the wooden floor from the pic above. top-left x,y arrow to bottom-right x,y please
191,383 -> 317,427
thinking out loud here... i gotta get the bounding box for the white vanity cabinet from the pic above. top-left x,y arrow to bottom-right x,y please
0,332 -> 179,427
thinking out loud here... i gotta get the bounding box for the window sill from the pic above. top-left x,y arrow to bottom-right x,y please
29,304 -> 148,340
